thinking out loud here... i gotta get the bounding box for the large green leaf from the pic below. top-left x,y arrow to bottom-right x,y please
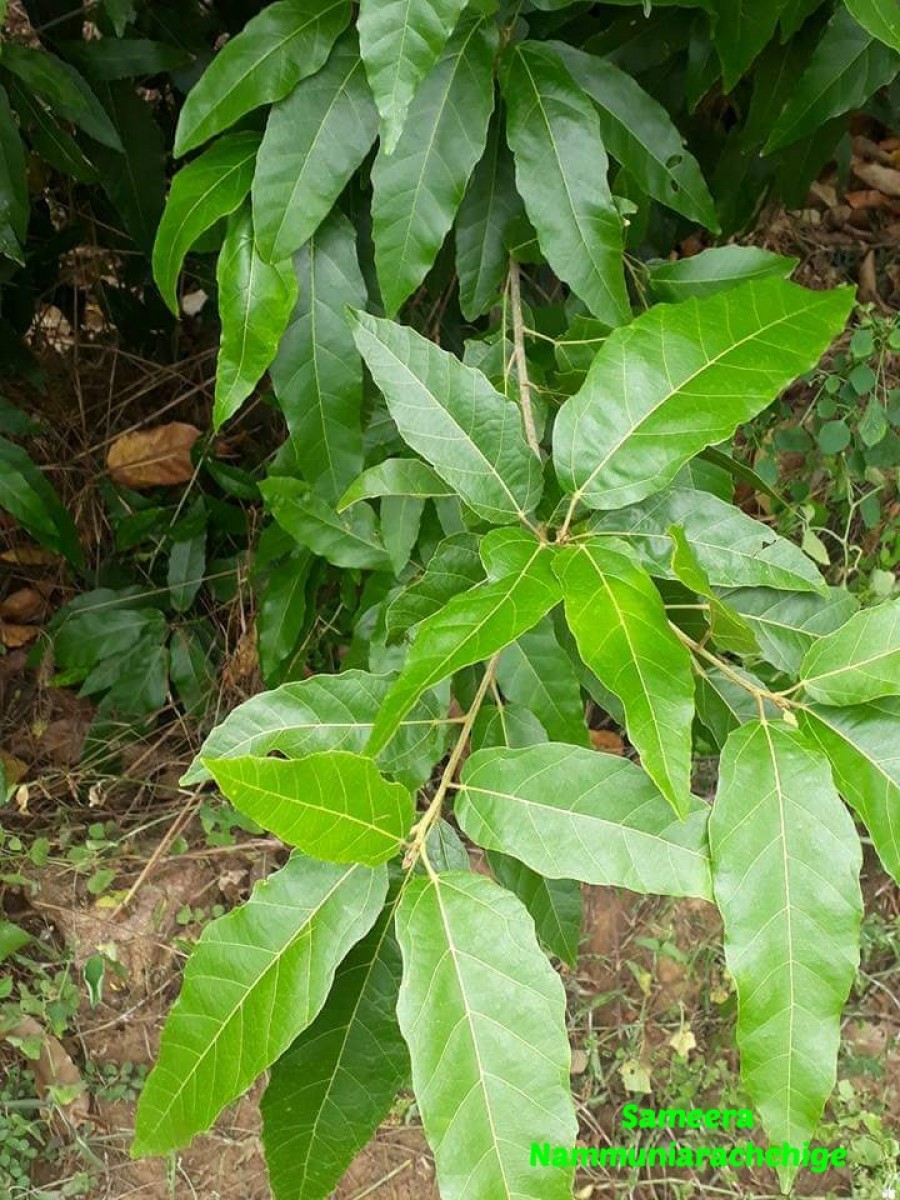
262,477 -> 392,570
357,0 -> 469,154
588,486 -> 825,594
555,540 -> 695,817
0,85 -> 28,259
91,82 -> 166,251
174,0 -> 351,156
496,616 -> 588,745
486,851 -> 582,967
395,871 -> 577,1200
152,131 -> 260,314
371,16 -> 496,317
203,751 -> 413,865
501,41 -> 629,327
845,0 -> 900,50
385,531 -> 484,642
458,744 -> 713,898
339,458 -> 453,510
0,436 -> 83,566
645,246 -> 797,303
456,110 -> 522,321
799,599 -> 900,705
182,668 -> 450,791
8,77 -> 97,187
270,211 -> 366,503
709,722 -> 862,1172
553,278 -> 854,512
765,7 -> 900,152
367,531 -> 561,756
261,893 -> 408,1200
214,204 -> 297,429
252,29 -> 378,264
349,310 -> 543,525
551,42 -> 718,230
711,0 -> 788,89
132,855 -> 387,1156
721,586 -> 859,675
0,43 -> 122,149
800,699 -> 900,885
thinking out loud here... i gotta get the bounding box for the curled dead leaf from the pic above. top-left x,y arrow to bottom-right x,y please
0,587 -> 43,622
107,422 -> 201,488
852,157 -> 900,198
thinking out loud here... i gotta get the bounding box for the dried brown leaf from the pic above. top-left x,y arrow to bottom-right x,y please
107,422 -> 201,488
590,729 -> 625,755
0,622 -> 40,648
0,587 -> 43,622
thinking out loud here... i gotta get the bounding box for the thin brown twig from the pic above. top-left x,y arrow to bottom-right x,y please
508,258 -> 541,458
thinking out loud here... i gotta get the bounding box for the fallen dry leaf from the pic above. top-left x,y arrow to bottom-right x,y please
0,547 -> 60,565
0,587 -> 43,622
0,622 -> 40,648
0,750 -> 27,783
846,189 -> 890,211
853,157 -> 900,198
107,422 -> 201,488
3,1017 -> 90,1127
858,248 -> 880,307
590,729 -> 625,755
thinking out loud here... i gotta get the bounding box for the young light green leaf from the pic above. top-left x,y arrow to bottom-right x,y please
0,436 -> 83,566
709,722 -> 862,1177
645,245 -> 797,303
556,541 -> 695,817
799,599 -> 900,705
339,458 -> 453,511
371,16 -> 496,316
252,28 -> 378,264
349,310 -> 543,524
182,668 -> 451,791
501,41 -> 629,327
261,477 -> 392,571
799,699 -> 900,885
214,205 -> 298,429
845,0 -> 900,50
152,131 -> 260,314
711,0 -> 787,89
132,855 -> 387,1156
486,852 -> 581,967
554,278 -> 854,512
385,532 -> 484,642
203,751 -> 413,865
174,0 -> 351,156
456,110 -> 522,321
270,211 -> 366,503
496,616 -> 588,745
551,42 -> 718,230
357,0 -> 469,154
721,586 -> 859,675
261,893 -> 409,1200
367,533 -> 561,756
588,485 -> 825,593
0,44 -> 122,149
395,872 -> 577,1200
458,745 -> 713,899
765,7 -> 900,152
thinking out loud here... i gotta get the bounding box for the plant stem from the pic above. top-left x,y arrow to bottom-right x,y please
508,259 -> 541,458
669,622 -> 793,713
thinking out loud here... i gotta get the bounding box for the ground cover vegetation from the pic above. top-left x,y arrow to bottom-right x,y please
1,0 -> 899,1198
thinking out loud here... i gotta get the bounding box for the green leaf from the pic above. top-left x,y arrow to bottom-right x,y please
0,44 -> 122,149
169,626 -> 217,715
709,722 -> 862,1177
339,457 -> 454,510
261,893 -> 408,1200
255,549 -> 312,685
367,531 -> 561,756
501,41 -> 629,327
214,204 -> 298,429
174,0 -> 351,156
800,599 -> 900,705
252,28 -> 378,264
91,82 -> 166,251
668,524 -> 758,655
270,211 -> 366,502
395,872 -> 577,1200
765,7 -> 900,153
721,586 -> 859,675
371,16 -> 496,316
0,436 -> 83,565
0,919 -> 31,963
102,0 -> 136,36
385,532 -> 484,642
132,855 -> 387,1156
554,278 -> 854,512
51,590 -> 165,675
152,131 -> 260,314
696,666 -> 780,748
456,110 -> 522,321
261,477 -> 392,570
357,0 -> 470,154
555,540 -> 695,816
0,85 -> 28,257
487,852 -> 581,966
381,494 -> 426,574
551,42 -> 718,230
8,77 -> 97,186
349,310 -> 543,525
496,616 -> 588,745
711,0 -> 787,90
60,38 -> 193,81
587,485 -> 825,593
845,0 -> 900,50
799,699 -> 900,884
167,526 -> 206,613
181,668 -> 451,791
645,246 -> 797,303
203,751 -> 413,865
458,745 -> 713,899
